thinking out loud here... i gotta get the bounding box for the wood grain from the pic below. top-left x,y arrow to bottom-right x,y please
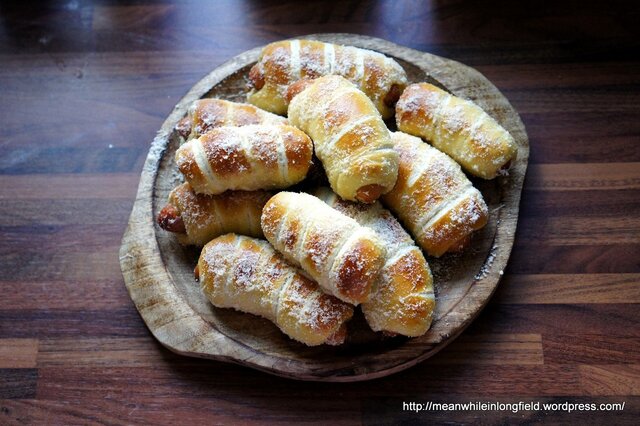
580,365 -> 640,396
429,334 -> 544,366
527,163 -> 640,191
544,335 -> 640,364
0,174 -> 139,200
496,274 -> 640,304
1,0 -> 638,422
0,340 -> 38,369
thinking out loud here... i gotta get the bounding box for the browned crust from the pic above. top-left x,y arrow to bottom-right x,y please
419,196 -> 489,257
190,99 -> 288,139
233,104 -> 265,126
298,276 -> 353,341
192,99 -> 228,133
199,234 -> 353,346
167,183 -> 272,245
397,83 -> 517,179
282,218 -> 302,252
176,147 -> 209,192
201,132 -> 252,177
390,142 -> 464,217
260,198 -> 288,246
302,231 -> 334,275
382,133 -> 488,257
355,184 -> 385,204
332,122 -> 373,152
212,191 -> 271,220
262,43 -> 292,86
182,125 -> 312,194
248,64 -> 265,90
282,128 -> 314,174
336,240 -> 381,304
382,249 -> 435,332
324,88 -> 371,127
157,204 -> 186,234
395,83 -> 432,128
285,79 -> 314,104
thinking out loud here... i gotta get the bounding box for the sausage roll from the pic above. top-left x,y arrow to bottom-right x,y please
261,192 -> 386,305
178,98 -> 288,140
247,39 -> 408,118
314,187 -> 435,337
287,75 -> 398,203
396,83 -> 518,179
175,124 -> 313,195
382,132 -> 489,257
198,234 -> 354,346
157,183 -> 271,246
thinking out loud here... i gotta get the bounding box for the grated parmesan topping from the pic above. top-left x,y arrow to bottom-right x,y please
383,132 -> 488,256
168,183 -> 272,245
261,192 -> 384,304
180,124 -> 311,193
200,235 -> 352,345
313,186 -> 435,335
396,83 -> 516,177
253,40 -> 408,114
188,99 -> 286,139
288,75 -> 397,199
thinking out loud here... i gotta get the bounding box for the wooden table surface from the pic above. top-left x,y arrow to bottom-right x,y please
1,0 -> 639,424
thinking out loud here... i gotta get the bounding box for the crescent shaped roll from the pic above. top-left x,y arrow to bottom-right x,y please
175,124 -> 313,195
287,75 -> 399,203
314,187 -> 435,337
396,83 -> 518,179
261,192 -> 386,305
183,99 -> 288,140
247,39 -> 408,118
198,234 -> 354,346
382,132 -> 489,257
157,183 -> 271,246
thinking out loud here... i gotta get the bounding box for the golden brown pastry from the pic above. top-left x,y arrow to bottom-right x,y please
314,187 -> 435,337
287,75 -> 398,203
157,183 -> 271,246
247,39 -> 408,118
396,82 -> 518,179
382,132 -> 489,257
198,234 -> 354,346
261,192 -> 386,305
175,124 -> 313,195
179,99 -> 288,140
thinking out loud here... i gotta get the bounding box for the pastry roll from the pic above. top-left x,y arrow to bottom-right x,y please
175,116 -> 192,140
261,192 -> 386,305
178,99 -> 288,140
198,234 -> 354,346
314,187 -> 435,337
382,132 -> 489,257
287,75 -> 399,203
175,124 -> 313,195
247,39 -> 408,118
157,182 -> 271,246
396,83 -> 518,179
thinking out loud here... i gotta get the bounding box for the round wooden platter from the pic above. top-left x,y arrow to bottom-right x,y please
119,33 -> 529,382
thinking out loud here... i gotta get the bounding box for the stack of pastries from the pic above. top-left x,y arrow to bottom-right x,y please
157,39 -> 517,346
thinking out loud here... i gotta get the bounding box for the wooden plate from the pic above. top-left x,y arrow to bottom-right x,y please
119,33 -> 529,382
